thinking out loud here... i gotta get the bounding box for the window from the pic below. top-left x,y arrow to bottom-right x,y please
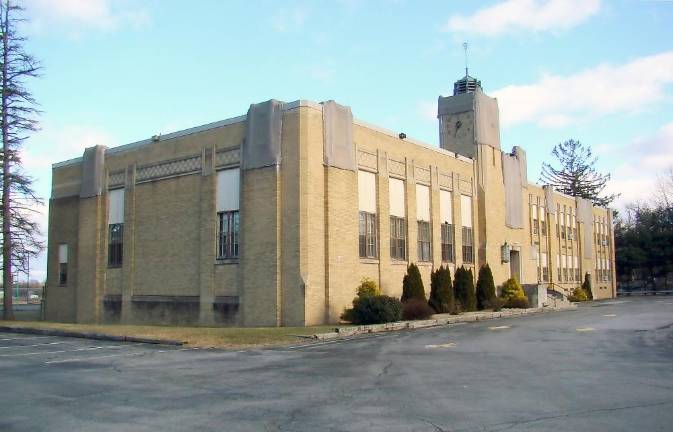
359,171 -> 378,258
218,211 -> 240,259
390,216 -> 406,260
389,178 -> 406,260
416,184 -> 431,262
417,221 -> 431,261
557,254 -> 561,282
216,168 -> 241,260
108,224 -> 124,267
531,204 -> 539,235
541,252 -> 549,282
540,207 -> 547,236
359,211 -> 378,258
440,190 -> 453,262
58,244 -> 68,285
461,195 -> 473,264
108,188 -> 124,267
441,223 -> 454,263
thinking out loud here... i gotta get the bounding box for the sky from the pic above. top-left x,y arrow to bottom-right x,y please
12,0 -> 673,282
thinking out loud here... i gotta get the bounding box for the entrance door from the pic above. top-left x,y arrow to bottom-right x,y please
510,250 -> 521,282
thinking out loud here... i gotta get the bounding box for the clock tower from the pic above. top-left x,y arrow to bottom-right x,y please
437,72 -> 501,159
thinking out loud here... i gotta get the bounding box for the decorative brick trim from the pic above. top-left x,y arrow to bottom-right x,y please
215,147 -> 240,168
388,158 -> 406,178
439,172 -> 453,190
136,155 -> 201,183
357,149 -> 378,171
414,166 -> 431,184
108,170 -> 126,189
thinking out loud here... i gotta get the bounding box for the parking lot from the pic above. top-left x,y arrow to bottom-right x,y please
1,298 -> 673,432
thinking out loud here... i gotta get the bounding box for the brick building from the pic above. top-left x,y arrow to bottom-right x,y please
45,75 -> 616,326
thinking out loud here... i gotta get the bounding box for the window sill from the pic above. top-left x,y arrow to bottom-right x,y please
359,258 -> 379,264
390,259 -> 408,265
215,258 -> 239,265
416,261 -> 433,266
107,265 -> 122,269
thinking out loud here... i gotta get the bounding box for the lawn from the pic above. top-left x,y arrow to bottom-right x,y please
0,320 -> 340,349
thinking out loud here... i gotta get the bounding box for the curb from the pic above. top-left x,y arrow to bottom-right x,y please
312,305 -> 577,340
0,326 -> 184,346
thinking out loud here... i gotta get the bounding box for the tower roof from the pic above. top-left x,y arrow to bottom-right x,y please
453,74 -> 482,96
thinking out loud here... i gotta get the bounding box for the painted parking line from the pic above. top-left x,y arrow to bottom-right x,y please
0,342 -> 66,349
576,327 -> 595,332
425,342 -> 457,349
0,345 -> 126,357
488,325 -> 510,330
44,347 -> 197,365
603,314 -> 617,317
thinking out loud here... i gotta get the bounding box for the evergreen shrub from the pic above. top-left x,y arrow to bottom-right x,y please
476,264 -> 496,310
428,265 -> 454,313
401,263 -> 426,302
454,266 -> 477,312
402,298 -> 435,320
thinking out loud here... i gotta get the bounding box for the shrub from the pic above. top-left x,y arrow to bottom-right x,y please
582,273 -> 593,300
357,277 -> 381,299
484,297 -> 506,312
401,263 -> 426,302
402,298 -> 436,320
568,286 -> 588,302
500,277 -> 529,309
352,295 -> 403,324
454,266 -> 477,312
504,296 -> 529,309
476,264 -> 496,310
428,265 -> 454,313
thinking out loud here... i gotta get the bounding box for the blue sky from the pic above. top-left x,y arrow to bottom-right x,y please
16,0 -> 673,281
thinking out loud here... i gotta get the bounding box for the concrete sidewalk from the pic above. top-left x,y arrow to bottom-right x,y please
314,304 -> 577,340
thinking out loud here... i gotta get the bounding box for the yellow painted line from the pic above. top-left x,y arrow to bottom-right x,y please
603,314 -> 617,317
488,325 -> 510,330
425,342 -> 456,349
576,327 -> 595,332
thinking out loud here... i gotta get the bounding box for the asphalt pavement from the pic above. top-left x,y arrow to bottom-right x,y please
1,297 -> 672,431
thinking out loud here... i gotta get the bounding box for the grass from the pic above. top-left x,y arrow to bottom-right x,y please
0,320 -> 340,349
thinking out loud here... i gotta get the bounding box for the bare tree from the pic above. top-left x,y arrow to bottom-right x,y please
1,0 -> 43,320
653,167 -> 673,208
540,139 -> 619,207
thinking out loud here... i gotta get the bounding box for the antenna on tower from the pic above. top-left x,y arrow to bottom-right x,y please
463,41 -> 469,77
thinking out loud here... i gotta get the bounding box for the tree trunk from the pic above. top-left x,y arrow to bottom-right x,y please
2,2 -> 14,320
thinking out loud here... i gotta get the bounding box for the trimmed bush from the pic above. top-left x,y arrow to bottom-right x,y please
500,277 -> 529,309
484,297 -> 506,312
428,265 -> 454,313
582,273 -> 593,300
401,263 -> 426,302
568,286 -> 588,302
454,266 -> 477,312
504,296 -> 529,309
476,264 -> 496,310
340,278 -> 382,322
352,295 -> 403,324
357,277 -> 381,299
402,299 -> 435,320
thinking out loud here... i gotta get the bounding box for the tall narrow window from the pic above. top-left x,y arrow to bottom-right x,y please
461,195 -> 473,264
541,252 -> 549,282
416,184 -> 431,261
58,244 -> 68,285
540,207 -> 547,236
358,171 -> 378,258
560,208 -> 566,240
389,178 -> 406,260
575,256 -> 580,281
531,204 -> 539,235
216,168 -> 240,259
557,254 -> 561,282
108,188 -> 124,267
440,190 -> 454,262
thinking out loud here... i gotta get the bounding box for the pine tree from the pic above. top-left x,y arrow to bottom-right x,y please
476,264 -> 496,310
540,139 -> 618,207
454,266 -> 476,312
429,265 -> 453,313
1,1 -> 43,320
401,263 -> 426,302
